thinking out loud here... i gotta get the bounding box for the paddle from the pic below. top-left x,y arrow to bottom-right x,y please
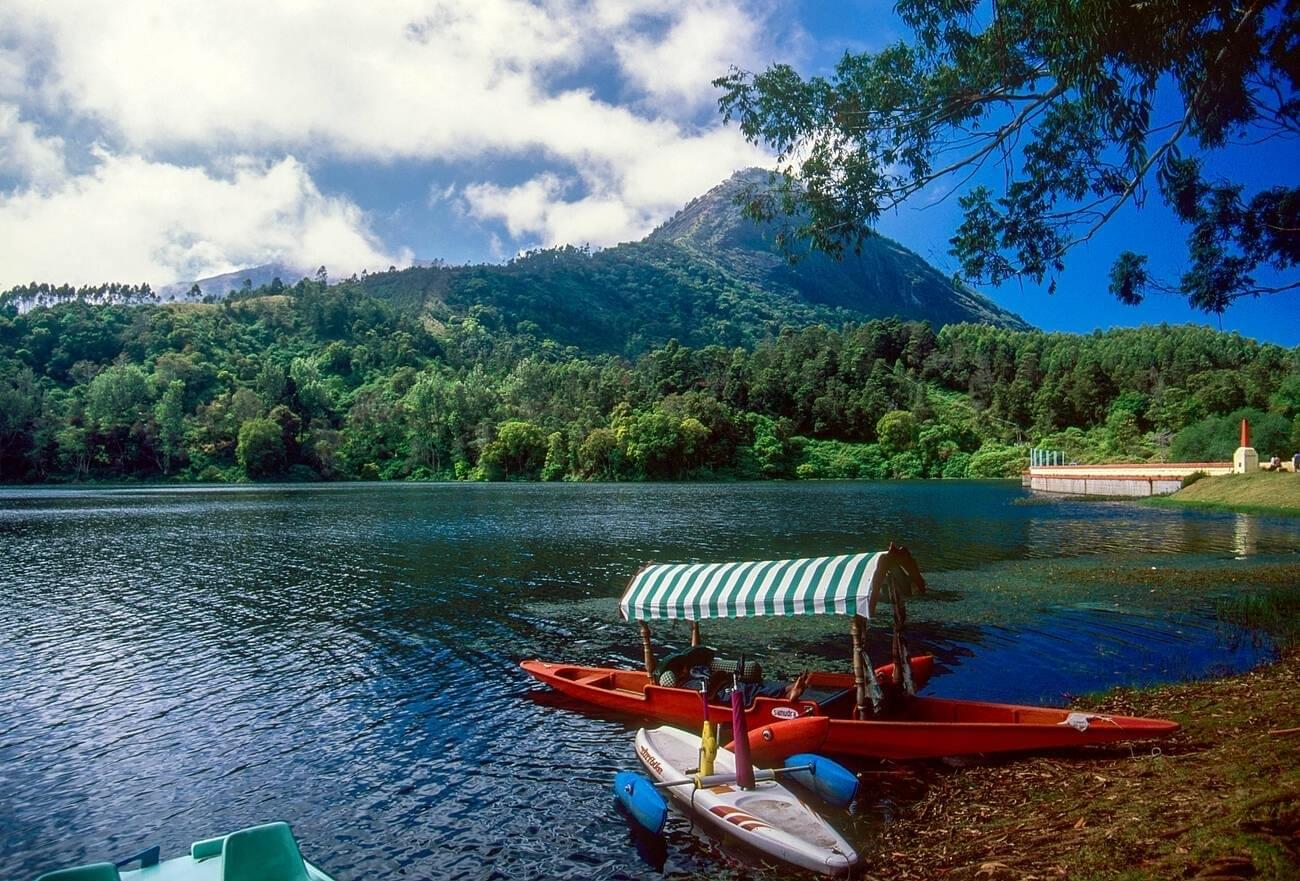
651,764 -> 815,790
646,759 -> 857,807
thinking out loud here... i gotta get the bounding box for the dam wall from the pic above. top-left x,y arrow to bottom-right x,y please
1027,463 -> 1232,497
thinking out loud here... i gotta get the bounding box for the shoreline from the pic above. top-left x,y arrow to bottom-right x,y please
0,476 -> 1022,490
1149,497 -> 1300,518
869,651 -> 1300,880
1150,472 -> 1300,518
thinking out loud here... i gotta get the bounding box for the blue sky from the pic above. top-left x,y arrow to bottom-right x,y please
0,1 -> 1295,344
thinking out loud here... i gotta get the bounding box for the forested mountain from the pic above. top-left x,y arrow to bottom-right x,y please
353,168 -> 1028,355
647,169 -> 1026,329
1,169 -> 1024,353
157,263 -> 306,303
0,275 -> 1296,485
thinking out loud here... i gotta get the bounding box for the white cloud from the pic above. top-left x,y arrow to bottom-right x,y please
0,0 -> 792,274
465,174 -> 649,247
614,1 -> 764,113
5,0 -> 780,165
0,49 -> 28,99
5,0 -> 744,158
0,104 -> 65,187
463,123 -> 768,247
464,175 -> 566,240
0,154 -> 405,288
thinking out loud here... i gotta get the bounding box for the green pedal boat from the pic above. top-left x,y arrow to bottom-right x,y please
34,822 -> 337,881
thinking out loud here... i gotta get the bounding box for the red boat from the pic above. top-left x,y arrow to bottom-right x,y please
521,545 -> 1180,760
520,658 -> 1179,760
521,656 -> 932,730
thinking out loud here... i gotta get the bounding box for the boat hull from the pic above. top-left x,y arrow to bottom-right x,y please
636,726 -> 857,876
521,659 -> 1180,760
34,822 -> 336,881
521,657 -> 932,729
738,716 -> 832,765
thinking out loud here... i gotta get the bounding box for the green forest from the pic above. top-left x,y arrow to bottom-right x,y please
2,273 -> 1298,484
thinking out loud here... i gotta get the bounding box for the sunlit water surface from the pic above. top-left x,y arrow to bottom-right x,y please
1,481 -> 1296,879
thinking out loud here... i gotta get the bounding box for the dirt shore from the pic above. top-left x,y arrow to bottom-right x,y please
868,652 -> 1299,880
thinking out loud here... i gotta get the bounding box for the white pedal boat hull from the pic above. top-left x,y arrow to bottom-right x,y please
635,726 -> 858,876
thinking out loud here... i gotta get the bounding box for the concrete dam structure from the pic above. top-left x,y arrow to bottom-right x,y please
1027,463 -> 1232,497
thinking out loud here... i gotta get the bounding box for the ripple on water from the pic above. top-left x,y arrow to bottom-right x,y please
1,482 -> 1296,879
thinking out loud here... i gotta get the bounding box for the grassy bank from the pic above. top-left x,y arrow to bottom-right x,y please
870,652 -> 1300,880
1153,471 -> 1300,516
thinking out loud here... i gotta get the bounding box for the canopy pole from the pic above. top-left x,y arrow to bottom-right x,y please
890,581 -> 915,695
639,622 -> 656,678
690,620 -> 702,647
851,614 -> 868,720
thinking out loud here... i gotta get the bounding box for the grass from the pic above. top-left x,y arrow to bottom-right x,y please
1219,587 -> 1300,647
869,651 -> 1300,880
1152,471 -> 1300,516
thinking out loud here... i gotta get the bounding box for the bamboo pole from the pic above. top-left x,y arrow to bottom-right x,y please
890,580 -> 915,694
640,621 -> 656,678
690,620 -> 701,647
851,614 -> 867,720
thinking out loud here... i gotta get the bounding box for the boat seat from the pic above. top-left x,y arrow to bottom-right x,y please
802,685 -> 853,709
35,864 -> 120,881
221,822 -> 309,881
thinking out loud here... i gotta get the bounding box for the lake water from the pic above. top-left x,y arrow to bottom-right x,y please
2,481 -> 1297,880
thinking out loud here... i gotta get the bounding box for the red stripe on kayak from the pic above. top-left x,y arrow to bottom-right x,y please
709,805 -> 771,831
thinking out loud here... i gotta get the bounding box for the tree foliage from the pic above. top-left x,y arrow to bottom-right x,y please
237,418 -> 286,479
715,0 -> 1300,312
0,278 -> 1295,485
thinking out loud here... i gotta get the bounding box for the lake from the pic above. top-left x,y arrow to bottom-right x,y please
2,481 -> 1296,880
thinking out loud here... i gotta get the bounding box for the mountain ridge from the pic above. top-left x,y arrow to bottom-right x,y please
351,167 -> 1030,355
646,167 -> 1027,330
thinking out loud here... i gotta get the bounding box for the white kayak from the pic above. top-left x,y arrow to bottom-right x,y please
634,726 -> 858,876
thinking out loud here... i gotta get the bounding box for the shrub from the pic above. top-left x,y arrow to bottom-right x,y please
967,443 -> 1028,478
795,438 -> 886,479
876,410 -> 918,453
941,451 -> 972,479
1181,470 -> 1209,488
236,417 -> 286,479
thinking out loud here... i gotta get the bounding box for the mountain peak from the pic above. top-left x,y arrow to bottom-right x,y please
645,168 -> 1028,332
647,166 -> 776,249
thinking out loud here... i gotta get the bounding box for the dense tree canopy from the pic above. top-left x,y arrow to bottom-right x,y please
0,277 -> 1295,485
716,0 -> 1299,313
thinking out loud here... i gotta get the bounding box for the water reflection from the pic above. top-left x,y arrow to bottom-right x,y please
1233,513 -> 1258,558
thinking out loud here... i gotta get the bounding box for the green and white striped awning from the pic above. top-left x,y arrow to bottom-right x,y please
618,548 -> 925,622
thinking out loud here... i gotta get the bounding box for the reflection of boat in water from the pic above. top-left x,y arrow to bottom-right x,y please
35,822 -> 337,881
522,545 -> 1180,760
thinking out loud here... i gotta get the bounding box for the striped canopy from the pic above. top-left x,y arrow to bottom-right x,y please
618,548 -> 925,622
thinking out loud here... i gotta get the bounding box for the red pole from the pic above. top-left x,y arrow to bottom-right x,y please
730,671 -> 755,790
1240,418 -> 1250,448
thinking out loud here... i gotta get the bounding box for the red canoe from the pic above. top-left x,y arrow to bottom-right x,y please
519,658 -> 1180,760
521,656 -> 932,728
